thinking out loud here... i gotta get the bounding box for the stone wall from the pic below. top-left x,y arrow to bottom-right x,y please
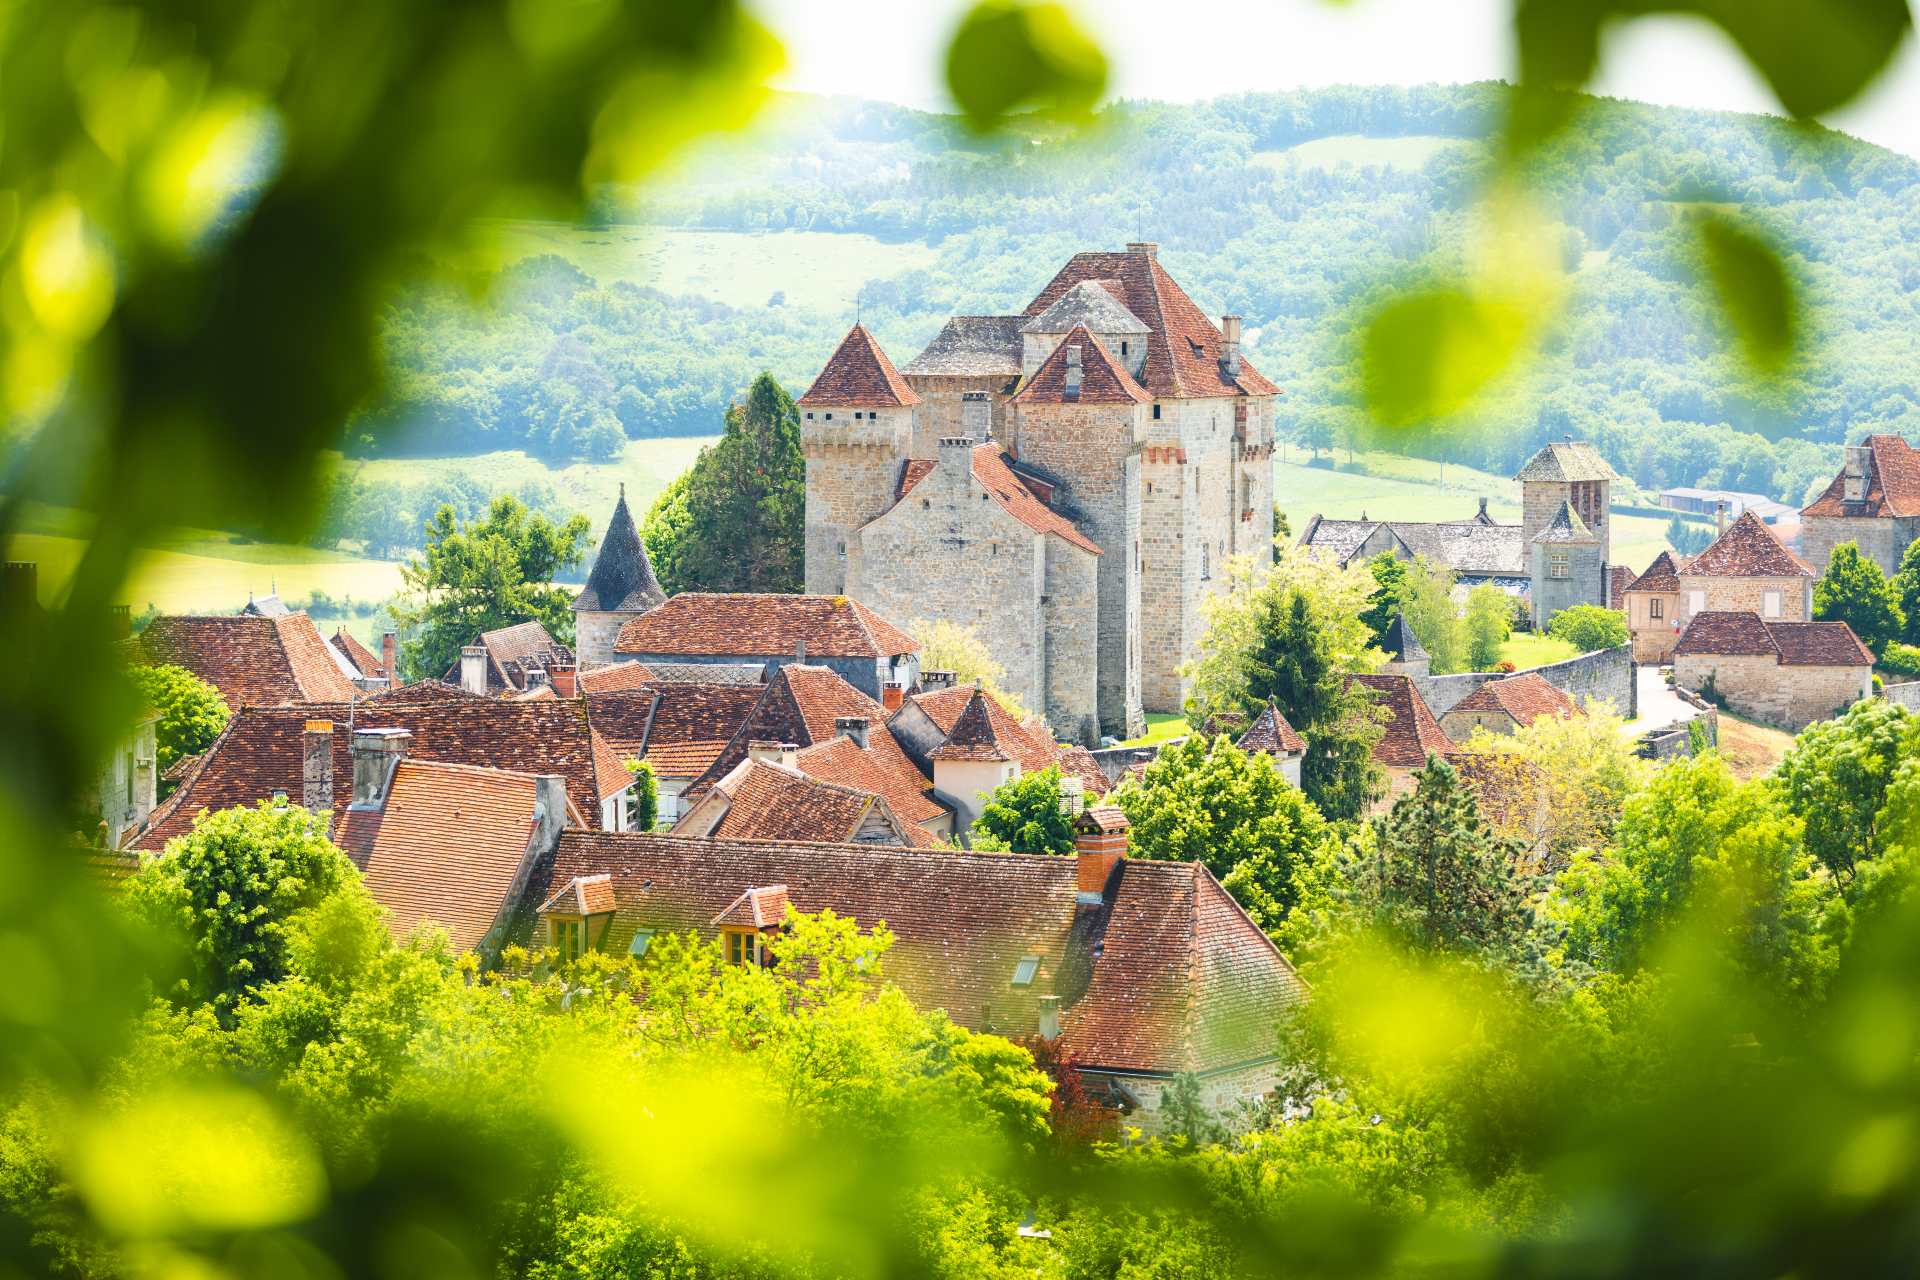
573,609 -> 629,669
1529,538 -> 1605,627
904,374 -> 1012,457
1041,535 -> 1103,744
801,406 -> 911,595
1414,644 -> 1636,719
1885,681 -> 1920,711
1626,588 -> 1681,663
1674,653 -> 1873,731
1800,515 -> 1919,577
1637,708 -> 1718,761
1676,572 -> 1812,624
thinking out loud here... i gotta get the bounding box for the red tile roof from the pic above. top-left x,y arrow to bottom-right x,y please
330,627 -> 386,678
1011,325 -> 1150,405
699,760 -> 899,845
138,613 -> 360,706
895,443 -> 1102,555
930,689 -> 1022,762
1608,563 -> 1633,611
1054,745 -> 1113,798
1444,673 -> 1583,727
577,660 -> 658,693
797,324 -> 920,408
1236,700 -> 1307,755
1673,611 -> 1777,657
712,884 -> 792,929
1674,613 -> 1874,667
448,620 -> 573,693
1021,248 -> 1279,399
591,729 -> 634,802
1625,550 -> 1684,595
1803,434 -> 1920,519
614,593 -> 919,660
540,873 -> 616,916
518,831 -> 1306,1075
1682,511 -> 1814,578
1349,673 -> 1454,768
366,679 -> 488,705
794,736 -> 946,837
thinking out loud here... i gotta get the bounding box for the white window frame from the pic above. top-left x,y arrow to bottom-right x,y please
1763,590 -> 1782,618
1548,551 -> 1569,579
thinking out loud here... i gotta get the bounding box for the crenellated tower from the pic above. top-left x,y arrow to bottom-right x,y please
798,325 -> 917,595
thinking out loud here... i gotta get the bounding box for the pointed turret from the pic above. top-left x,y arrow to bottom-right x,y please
799,325 -> 915,595
571,484 -> 668,668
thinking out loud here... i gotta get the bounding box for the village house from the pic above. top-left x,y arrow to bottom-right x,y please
671,753 -> 923,846
1800,434 -> 1920,575
518,808 -> 1307,1135
1672,613 -> 1874,731
572,485 -> 668,667
1675,511 -> 1814,626
445,619 -> 576,696
581,679 -> 775,826
1439,672 -> 1584,740
1233,700 -> 1307,787
137,610 -> 365,706
1348,672 -> 1456,803
94,707 -> 159,849
802,243 -> 1279,741
612,592 -> 919,702
1298,501 -> 1527,598
1622,551 -> 1685,663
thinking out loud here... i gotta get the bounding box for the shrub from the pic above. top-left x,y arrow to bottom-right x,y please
1880,642 -> 1920,680
1547,605 -> 1629,653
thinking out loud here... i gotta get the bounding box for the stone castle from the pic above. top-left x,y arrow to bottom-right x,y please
798,244 -> 1278,744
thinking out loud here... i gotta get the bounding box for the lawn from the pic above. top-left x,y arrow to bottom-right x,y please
9,531 -> 405,616
1715,711 -> 1794,781
1252,134 -> 1472,173
1499,633 -> 1580,670
1117,712 -> 1189,749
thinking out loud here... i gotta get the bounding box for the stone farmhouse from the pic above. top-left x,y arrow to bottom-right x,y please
519,811 -> 1307,1136
1673,613 -> 1874,731
799,243 -> 1280,743
1800,433 -> 1920,575
1439,672 -> 1583,740
1622,512 -> 1814,664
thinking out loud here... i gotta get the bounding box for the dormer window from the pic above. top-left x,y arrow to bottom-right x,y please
551,917 -> 584,963
724,928 -> 764,967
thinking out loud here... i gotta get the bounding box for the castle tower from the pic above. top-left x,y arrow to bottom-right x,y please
1529,501 -> 1604,628
1516,438 -> 1617,564
798,325 -> 917,595
571,484 -> 666,667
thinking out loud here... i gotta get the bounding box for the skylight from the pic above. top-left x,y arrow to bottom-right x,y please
1011,955 -> 1040,987
627,928 -> 655,959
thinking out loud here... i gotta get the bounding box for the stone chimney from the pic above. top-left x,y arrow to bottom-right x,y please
1063,343 -> 1083,401
1220,315 -> 1242,377
549,663 -> 577,698
1036,993 -> 1062,1042
882,681 -> 905,711
1125,242 -> 1158,261
349,727 -> 412,809
834,716 -> 870,750
920,669 -> 957,692
460,645 -> 488,695
1072,806 -> 1129,905
1478,496 -> 1489,519
530,774 -> 569,858
960,391 -> 990,442
1715,500 -> 1728,536
110,604 -> 131,639
1842,445 -> 1872,504
794,637 -> 808,663
381,632 -> 397,680
936,435 -> 974,491
302,720 -> 334,812
747,740 -> 781,764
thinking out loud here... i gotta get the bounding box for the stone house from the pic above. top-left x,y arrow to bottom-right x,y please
517,809 -> 1308,1135
1673,612 -> 1874,731
1800,434 -> 1920,575
1439,672 -> 1583,740
446,620 -> 575,696
613,593 -> 919,702
803,243 -> 1279,740
572,485 -> 668,668
581,679 -> 766,826
137,611 -> 362,707
1623,551 -> 1685,663
1528,500 -> 1606,629
1234,699 -> 1306,788
1348,672 -> 1457,804
94,707 -> 159,849
1674,510 -> 1814,628
671,753 -> 921,846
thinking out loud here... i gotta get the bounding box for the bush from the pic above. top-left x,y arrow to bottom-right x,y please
1881,642 -> 1920,679
1547,605 -> 1630,653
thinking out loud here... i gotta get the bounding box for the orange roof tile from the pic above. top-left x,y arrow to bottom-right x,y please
1682,511 -> 1814,578
1445,673 -> 1583,727
797,324 -> 920,408
1803,434 -> 1920,519
138,613 -> 359,706
1349,673 -> 1454,768
614,594 -> 919,660
1625,550 -> 1684,594
577,661 -> 658,693
1236,700 -> 1307,755
1012,325 -> 1150,405
701,760 -> 895,845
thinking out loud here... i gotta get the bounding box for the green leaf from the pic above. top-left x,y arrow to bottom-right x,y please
944,1 -> 1107,132
1693,211 -> 1799,375
1360,288 -> 1529,428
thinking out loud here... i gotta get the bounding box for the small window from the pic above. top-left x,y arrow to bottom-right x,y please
825,412 -> 833,420
1201,545 -> 1211,581
1120,341 -> 1129,356
725,929 -> 762,967
1152,404 -> 1161,420
627,928 -> 655,960
805,412 -> 814,420
1549,551 -> 1569,579
551,918 -> 583,963
853,411 -> 862,420
1763,591 -> 1782,618
1012,955 -> 1040,986
1650,597 -> 1665,620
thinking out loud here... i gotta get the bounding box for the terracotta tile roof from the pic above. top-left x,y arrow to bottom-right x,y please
614,593 -> 919,660
1012,325 -> 1150,405
1349,673 -> 1454,768
84,846 -> 141,883
899,315 -> 1025,377
577,661 -> 658,693
1054,745 -> 1113,797
1626,550 -> 1684,594
797,324 -> 919,408
590,729 -> 634,802
712,883 -> 792,929
930,689 -> 1018,762
1803,434 -> 1920,519
1445,673 -> 1582,726
514,686 -> 558,702
895,459 -> 936,502
573,488 -> 667,613
1076,804 -> 1129,834
1514,440 -> 1620,482
330,627 -> 386,678
516,831 -> 1306,1076
689,665 -> 905,796
366,679 -> 488,704
1237,700 -> 1307,755
333,759 -> 569,953
643,740 -> 733,780
699,759 -> 898,845
131,699 -> 615,851
1021,248 -> 1278,399
449,620 -> 573,693
896,444 -> 1102,555
794,736 -> 946,837
1677,612 -> 1874,668
540,873 -> 615,916
584,681 -> 764,776
902,682 -> 1059,774
907,684 -> 980,736
138,613 -> 360,706
1682,510 -> 1814,578
1673,611 -> 1778,658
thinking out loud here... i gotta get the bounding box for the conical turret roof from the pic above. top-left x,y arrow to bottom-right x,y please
798,324 -> 919,408
573,486 -> 667,614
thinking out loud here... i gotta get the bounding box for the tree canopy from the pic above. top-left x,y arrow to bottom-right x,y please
126,663 -> 231,783
1814,541 -> 1907,655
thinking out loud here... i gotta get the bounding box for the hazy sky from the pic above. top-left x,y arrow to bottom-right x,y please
755,0 -> 1920,159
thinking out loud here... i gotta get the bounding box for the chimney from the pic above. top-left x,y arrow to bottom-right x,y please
1072,806 -> 1129,905
883,681 -> 905,711
779,742 -> 799,769
530,774 -> 569,857
1125,242 -> 1158,261
381,632 -> 397,680
302,720 -> 334,812
1063,344 -> 1083,401
747,739 -> 782,764
460,645 -> 488,695
1843,445 -> 1871,503
1715,500 -> 1728,536
834,715 -> 870,750
349,727 -> 412,809
794,637 -> 807,664
110,604 -> 131,639
1478,496 -> 1488,518
549,663 -> 577,698
1220,315 -> 1242,377
920,669 -> 957,691
1036,994 -> 1062,1042
937,435 -> 974,488
960,391 -> 990,441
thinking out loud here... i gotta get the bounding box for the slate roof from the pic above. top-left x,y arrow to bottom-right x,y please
1021,247 -> 1279,399
1022,280 -> 1150,335
1532,501 -> 1596,543
1298,515 -> 1526,577
1514,440 -> 1620,483
895,443 -> 1102,555
642,661 -> 770,684
239,593 -> 290,617
577,660 -> 658,693
1625,551 -> 1684,595
1349,673 -> 1454,768
1675,613 -> 1873,667
1237,700 -> 1307,755
516,831 -> 1308,1076
573,487 -> 667,614
1381,613 -> 1427,663
797,324 -> 920,408
899,315 -> 1025,378
1682,510 -> 1814,578
137,613 -> 361,706
1012,325 -> 1150,406
330,627 -> 386,678
614,594 -> 919,660
694,759 -> 903,845
131,699 -> 615,851
1803,434 -> 1920,519
1444,673 -> 1582,727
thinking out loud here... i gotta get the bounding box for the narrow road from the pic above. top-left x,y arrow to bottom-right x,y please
1623,663 -> 1703,736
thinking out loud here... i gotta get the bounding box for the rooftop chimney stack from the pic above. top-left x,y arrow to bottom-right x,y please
882,681 -> 905,712
349,727 -> 412,809
794,638 -> 807,664
1220,315 -> 1242,377
920,669 -> 957,692
747,740 -> 782,764
1842,445 -> 1872,504
960,391 -> 990,442
460,645 -> 488,696
778,742 -> 799,770
381,632 -> 398,681
549,663 -> 577,698
1036,994 -> 1062,1042
1072,806 -> 1130,905
834,715 -> 871,750
1715,500 -> 1728,536
302,720 -> 335,812
1063,344 -> 1083,400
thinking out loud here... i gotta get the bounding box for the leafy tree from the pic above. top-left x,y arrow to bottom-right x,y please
1159,1072 -> 1228,1148
1546,605 -> 1629,653
1251,590 -> 1385,822
1359,553 -> 1464,674
390,494 -> 592,681
1775,699 -> 1920,891
969,767 -> 1075,854
1113,733 -> 1328,931
1451,700 -> 1648,869
1464,583 -> 1512,672
1666,516 -> 1712,557
638,471 -> 695,597
1813,542 -> 1906,655
624,758 -> 660,832
127,664 -> 231,782
1892,539 -> 1920,646
1359,553 -> 1411,643
1354,757 -> 1531,956
911,618 -> 1030,720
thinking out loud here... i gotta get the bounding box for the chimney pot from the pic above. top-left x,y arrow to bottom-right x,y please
460,645 -> 489,696
834,715 -> 871,750
920,669 -> 957,691
381,632 -> 398,681
302,720 -> 334,813
1037,993 -> 1062,1042
882,681 -> 905,712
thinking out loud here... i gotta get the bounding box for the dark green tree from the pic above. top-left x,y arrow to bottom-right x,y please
1894,539 -> 1920,646
970,767 -> 1076,854
1546,605 -> 1629,653
1246,589 -> 1384,822
625,758 -> 660,832
639,471 -> 695,597
127,664 -> 231,783
390,495 -> 591,681
1359,553 -> 1411,644
1776,699 -> 1920,892
1814,542 -> 1906,655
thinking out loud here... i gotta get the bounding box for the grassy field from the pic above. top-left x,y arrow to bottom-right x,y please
9,531 -> 404,616
464,222 -> 942,311
1499,633 -> 1580,670
1118,713 -> 1189,750
1253,134 -> 1471,173
1716,711 -> 1794,781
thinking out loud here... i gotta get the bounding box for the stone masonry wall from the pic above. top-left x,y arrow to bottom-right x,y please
1676,573 -> 1812,624
905,374 -> 1011,457
1626,589 -> 1682,663
1415,643 -> 1636,719
573,610 -> 627,669
1081,1058 -> 1283,1138
1673,653 -> 1872,730
1529,538 -> 1605,627
802,406 -> 910,595
1798,515 -> 1918,577
1884,681 -> 1920,711
1042,540 -> 1102,745
1136,396 -> 1242,714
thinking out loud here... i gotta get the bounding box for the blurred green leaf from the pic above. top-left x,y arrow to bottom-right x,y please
1693,210 -> 1800,374
945,0 -> 1107,132
1360,288 -> 1530,428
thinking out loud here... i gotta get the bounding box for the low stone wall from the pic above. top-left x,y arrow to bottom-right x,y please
1885,681 -> 1920,711
1638,708 -> 1717,761
1414,644 -> 1636,719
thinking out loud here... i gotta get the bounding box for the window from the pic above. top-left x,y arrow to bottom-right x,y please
1549,551 -> 1569,579
627,928 -> 655,960
1650,597 -> 1665,620
724,929 -> 762,967
1152,403 -> 1161,420
1011,955 -> 1040,986
1201,545 -> 1211,581
1120,341 -> 1129,356
853,411 -> 862,420
825,412 -> 833,420
1763,590 -> 1782,618
550,918 -> 583,963
805,411 -> 814,420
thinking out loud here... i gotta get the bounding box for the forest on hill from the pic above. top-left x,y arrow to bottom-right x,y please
363,83 -> 1920,506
